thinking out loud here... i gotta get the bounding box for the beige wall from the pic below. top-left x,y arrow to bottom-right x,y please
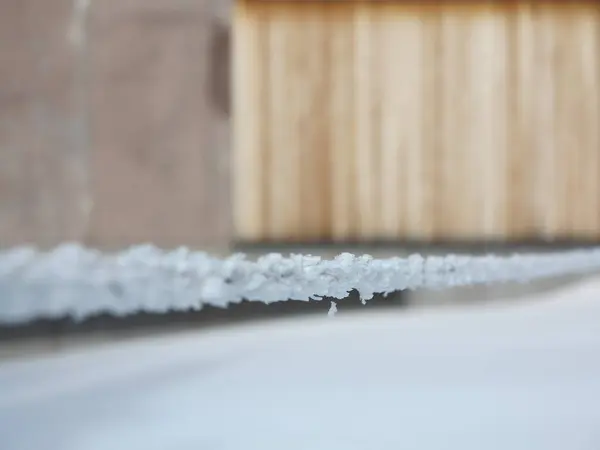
0,0 -> 232,251
234,1 -> 600,244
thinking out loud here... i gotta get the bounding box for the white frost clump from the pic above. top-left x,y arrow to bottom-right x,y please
328,301 -> 338,318
1,243 -> 600,324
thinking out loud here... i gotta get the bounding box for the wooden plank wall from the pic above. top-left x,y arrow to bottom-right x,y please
233,1 -> 600,243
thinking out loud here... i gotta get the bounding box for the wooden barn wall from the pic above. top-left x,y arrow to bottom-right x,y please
0,0 -> 232,251
233,1 -> 600,243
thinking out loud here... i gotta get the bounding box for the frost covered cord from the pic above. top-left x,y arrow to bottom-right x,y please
1,244 -> 600,324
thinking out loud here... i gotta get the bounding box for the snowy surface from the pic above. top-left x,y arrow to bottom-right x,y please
2,243 -> 600,323
2,277 -> 600,450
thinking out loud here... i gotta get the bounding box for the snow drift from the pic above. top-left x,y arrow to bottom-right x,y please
2,244 -> 600,323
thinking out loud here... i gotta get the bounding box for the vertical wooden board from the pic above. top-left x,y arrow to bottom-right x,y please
421,10 -> 441,241
532,7 -> 559,239
507,2 -> 538,238
353,3 -> 379,240
313,5 -> 334,240
403,11 -> 431,240
437,10 -> 473,239
376,7 -> 401,239
294,6 -> 331,241
563,9 -> 600,238
328,6 -> 357,241
596,10 -> 600,238
553,11 -> 581,238
583,7 -> 600,238
265,7 -> 298,241
378,6 -> 425,239
467,9 -> 509,239
367,8 -> 384,239
233,0 -> 265,241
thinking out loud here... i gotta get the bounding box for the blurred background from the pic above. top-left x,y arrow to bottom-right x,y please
1,0 -> 600,347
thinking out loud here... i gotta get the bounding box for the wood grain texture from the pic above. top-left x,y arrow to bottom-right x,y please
233,0 -> 600,243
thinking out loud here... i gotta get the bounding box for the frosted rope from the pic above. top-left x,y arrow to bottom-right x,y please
1,243 -> 600,324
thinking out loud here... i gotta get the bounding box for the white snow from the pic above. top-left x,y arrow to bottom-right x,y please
2,243 -> 600,323
327,300 -> 338,317
2,277 -> 600,450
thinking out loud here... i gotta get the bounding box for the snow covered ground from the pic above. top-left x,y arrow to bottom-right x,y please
2,277 -> 600,450
3,244 -> 600,324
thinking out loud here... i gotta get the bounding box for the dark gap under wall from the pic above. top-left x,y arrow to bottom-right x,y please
0,290 -> 406,343
234,239 -> 600,256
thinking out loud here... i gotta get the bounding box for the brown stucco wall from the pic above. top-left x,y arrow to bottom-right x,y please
0,0 -> 232,252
